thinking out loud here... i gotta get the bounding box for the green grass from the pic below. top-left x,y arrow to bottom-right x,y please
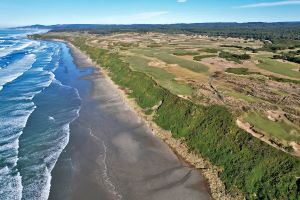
268,75 -> 300,84
271,89 -> 289,97
219,51 -> 251,64
244,112 -> 300,142
200,48 -> 220,53
115,42 -> 138,48
226,68 -> 300,84
257,58 -> 300,79
147,43 -> 162,48
122,55 -> 193,96
172,49 -> 199,56
193,54 -> 216,61
262,39 -> 300,52
225,68 -> 252,75
132,48 -> 209,73
220,44 -> 244,49
225,90 -> 257,103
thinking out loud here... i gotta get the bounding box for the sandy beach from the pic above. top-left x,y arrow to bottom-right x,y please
69,42 -> 244,200
48,42 -> 212,200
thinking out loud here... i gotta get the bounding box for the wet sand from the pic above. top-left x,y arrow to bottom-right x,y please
49,43 -> 212,200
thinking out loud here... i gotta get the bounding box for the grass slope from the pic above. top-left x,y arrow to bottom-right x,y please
122,55 -> 192,96
244,112 -> 300,143
257,58 -> 300,79
132,48 -> 209,73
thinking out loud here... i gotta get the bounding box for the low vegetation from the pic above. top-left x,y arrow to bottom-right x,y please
219,51 -> 251,63
257,58 -> 300,79
244,112 -> 300,143
33,33 -> 300,200
268,75 -> 300,84
273,51 -> 300,64
200,48 -> 219,53
172,50 -> 199,56
226,67 -> 300,84
122,55 -> 192,96
220,45 -> 258,53
29,22 -> 300,40
262,39 -> 300,52
132,49 -> 209,73
193,54 -> 215,61
225,68 -> 253,75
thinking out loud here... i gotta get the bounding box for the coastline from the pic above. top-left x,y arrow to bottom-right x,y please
46,38 -> 213,200
67,42 -> 243,200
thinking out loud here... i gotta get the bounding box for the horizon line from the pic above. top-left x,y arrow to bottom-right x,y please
5,20 -> 299,28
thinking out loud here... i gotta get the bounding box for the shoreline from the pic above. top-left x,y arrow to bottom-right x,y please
67,41 -> 243,200
59,41 -> 213,199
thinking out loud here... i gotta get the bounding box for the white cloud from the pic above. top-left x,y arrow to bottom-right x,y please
177,0 -> 187,3
237,0 -> 300,8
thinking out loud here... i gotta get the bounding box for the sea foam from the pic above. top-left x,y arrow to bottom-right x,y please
0,31 -> 83,200
0,54 -> 36,92
0,40 -> 38,58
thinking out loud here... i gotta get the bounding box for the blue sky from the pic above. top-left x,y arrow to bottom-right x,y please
1,0 -> 300,27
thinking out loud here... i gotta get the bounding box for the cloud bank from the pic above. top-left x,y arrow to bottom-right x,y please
238,0 -> 300,8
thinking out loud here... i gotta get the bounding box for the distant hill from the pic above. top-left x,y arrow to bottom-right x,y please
19,22 -> 300,40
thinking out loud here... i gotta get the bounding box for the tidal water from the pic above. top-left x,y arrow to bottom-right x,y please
0,29 -> 81,200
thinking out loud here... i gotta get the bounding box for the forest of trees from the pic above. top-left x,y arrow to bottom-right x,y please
23,22 -> 300,40
24,22 -> 300,53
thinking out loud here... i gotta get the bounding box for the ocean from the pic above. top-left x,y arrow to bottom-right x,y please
0,29 -> 82,199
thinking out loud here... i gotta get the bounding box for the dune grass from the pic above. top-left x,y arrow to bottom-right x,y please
172,49 -> 199,56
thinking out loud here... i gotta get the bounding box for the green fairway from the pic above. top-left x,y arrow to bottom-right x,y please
244,112 -> 300,142
132,48 -> 209,73
199,48 -> 220,53
257,58 -> 300,79
122,55 -> 193,96
193,54 -> 216,61
172,49 -> 199,56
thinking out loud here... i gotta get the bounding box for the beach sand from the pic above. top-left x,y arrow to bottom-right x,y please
48,43 -> 212,200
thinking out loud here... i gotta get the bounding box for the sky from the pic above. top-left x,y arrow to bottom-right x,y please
1,0 -> 300,27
